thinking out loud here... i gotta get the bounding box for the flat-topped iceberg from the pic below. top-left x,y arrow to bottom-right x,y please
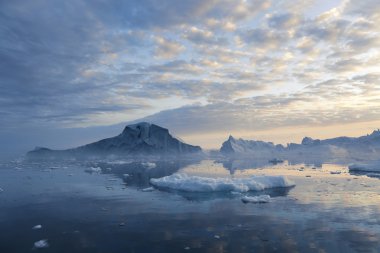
150,173 -> 295,192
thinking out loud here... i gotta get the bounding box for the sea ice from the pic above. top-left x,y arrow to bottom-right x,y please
34,239 -> 49,248
150,174 -> 294,192
85,167 -> 102,173
141,162 -> 156,169
142,187 -> 155,192
32,225 -> 42,230
349,161 -> 380,172
0,187 -> 3,193
241,195 -> 271,203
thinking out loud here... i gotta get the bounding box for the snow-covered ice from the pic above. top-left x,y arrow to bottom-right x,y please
241,195 -> 271,203
34,239 -> 49,248
142,187 -> 155,192
150,174 -> 294,192
141,162 -> 156,169
32,225 -> 42,230
85,167 -> 102,173
0,187 -> 3,193
349,161 -> 380,172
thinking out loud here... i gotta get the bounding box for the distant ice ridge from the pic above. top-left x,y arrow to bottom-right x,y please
348,161 -> 380,172
150,174 -> 294,192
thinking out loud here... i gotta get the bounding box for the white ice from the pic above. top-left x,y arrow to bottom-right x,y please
150,173 -> 294,192
141,162 -> 156,169
349,161 -> 380,172
142,187 -> 155,192
34,239 -> 49,248
85,167 -> 102,173
241,195 -> 271,203
32,225 -> 42,230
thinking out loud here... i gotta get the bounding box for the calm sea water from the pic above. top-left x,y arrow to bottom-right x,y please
0,158 -> 380,253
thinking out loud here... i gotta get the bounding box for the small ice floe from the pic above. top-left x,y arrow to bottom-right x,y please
34,239 -> 49,248
141,162 -> 156,169
105,167 -> 112,171
184,246 -> 191,250
32,225 -> 42,230
150,174 -> 294,192
85,167 -> 102,173
349,162 -> 380,172
106,160 -> 133,165
68,174 -> 74,176
330,171 -> 342,175
108,178 -> 118,181
214,235 -> 220,239
241,195 -> 271,204
230,191 -> 242,195
142,187 -> 155,192
0,187 -> 3,193
123,174 -> 130,178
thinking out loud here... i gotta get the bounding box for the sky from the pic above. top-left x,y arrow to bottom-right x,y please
1,0 -> 380,156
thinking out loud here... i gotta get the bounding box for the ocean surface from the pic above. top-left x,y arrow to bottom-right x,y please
1,158 -> 380,253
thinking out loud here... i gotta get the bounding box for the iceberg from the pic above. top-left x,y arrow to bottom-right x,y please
141,187 -> 155,192
141,162 -> 156,169
150,174 -> 294,192
85,167 -> 102,173
241,195 -> 271,203
34,239 -> 49,248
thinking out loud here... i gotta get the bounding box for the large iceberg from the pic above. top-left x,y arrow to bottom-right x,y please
219,129 -> 380,161
150,173 -> 295,192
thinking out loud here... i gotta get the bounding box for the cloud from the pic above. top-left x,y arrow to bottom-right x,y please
154,37 -> 185,59
1,0 -> 380,153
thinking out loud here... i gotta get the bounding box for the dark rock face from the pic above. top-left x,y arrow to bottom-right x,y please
27,122 -> 202,158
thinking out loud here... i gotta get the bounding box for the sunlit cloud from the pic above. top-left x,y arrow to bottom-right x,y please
0,0 -> 379,152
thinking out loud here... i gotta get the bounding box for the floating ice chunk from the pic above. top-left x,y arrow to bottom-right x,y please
142,187 -> 155,192
32,225 -> 42,230
123,174 -> 130,178
34,239 -> 49,248
141,162 -> 156,169
214,235 -> 220,239
106,160 -> 133,165
241,195 -> 271,203
184,246 -> 191,250
349,162 -> 380,172
85,167 -> 102,173
105,167 -> 112,171
0,187 -> 3,193
150,174 -> 294,192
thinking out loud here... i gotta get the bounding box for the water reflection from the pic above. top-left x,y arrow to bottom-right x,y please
1,158 -> 380,253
